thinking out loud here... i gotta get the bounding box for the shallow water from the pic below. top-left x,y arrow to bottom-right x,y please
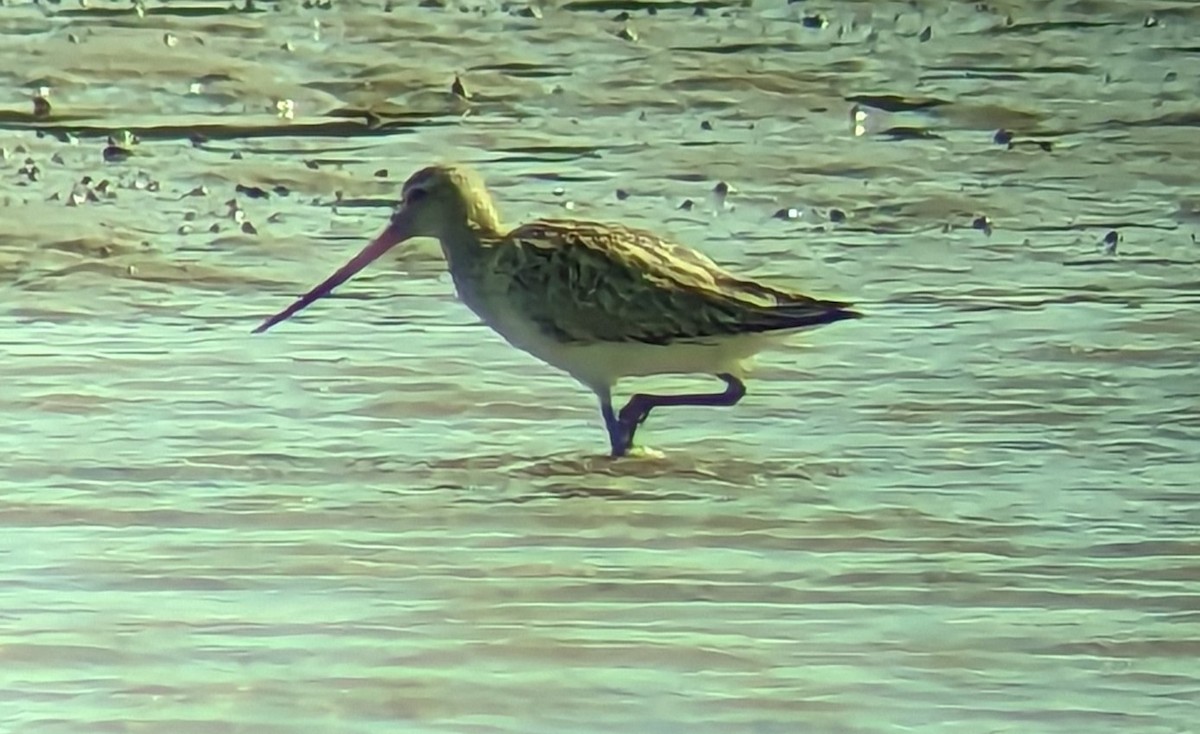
2,0 -> 1199,732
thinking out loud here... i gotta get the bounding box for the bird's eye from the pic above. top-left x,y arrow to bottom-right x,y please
405,188 -> 428,205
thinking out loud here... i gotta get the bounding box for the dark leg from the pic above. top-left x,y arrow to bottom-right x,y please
613,373 -> 746,456
597,391 -> 625,457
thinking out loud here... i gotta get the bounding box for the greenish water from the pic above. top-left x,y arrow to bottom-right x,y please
2,1 -> 1198,732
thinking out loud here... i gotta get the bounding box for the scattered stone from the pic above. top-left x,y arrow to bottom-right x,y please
773,208 -> 801,220
1101,230 -> 1119,255
615,189 -> 629,200
185,185 -> 208,197
993,129 -> 1013,145
103,146 -> 132,163
235,184 -> 270,199
241,221 -> 258,235
516,4 -> 542,18
102,130 -> 139,163
829,208 -> 846,223
32,88 -> 51,118
163,32 -> 178,47
700,120 -> 713,131
19,157 -> 39,178
918,25 -> 932,42
451,74 -> 468,99
971,215 -> 993,235
616,25 -> 637,42
801,14 -> 828,29
66,187 -> 88,207
304,159 -> 319,170
374,168 -> 389,178
678,199 -> 695,211
272,185 -> 290,197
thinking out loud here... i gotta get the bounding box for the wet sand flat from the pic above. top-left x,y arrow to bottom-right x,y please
1,1 -> 1198,732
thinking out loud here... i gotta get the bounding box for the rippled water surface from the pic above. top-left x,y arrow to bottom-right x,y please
2,0 -> 1199,731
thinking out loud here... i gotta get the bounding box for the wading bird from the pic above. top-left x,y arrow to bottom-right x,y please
255,165 -> 859,457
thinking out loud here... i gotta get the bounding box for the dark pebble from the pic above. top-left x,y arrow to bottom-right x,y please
374,169 -> 389,178
993,129 -> 1013,145
801,14 -> 827,29
272,185 -> 290,196
103,146 -> 132,163
235,184 -> 270,199
829,208 -> 846,223
679,199 -> 695,211
972,215 -> 993,235
615,189 -> 629,200
700,120 -> 713,131
304,160 -> 320,170
242,221 -> 258,235
918,25 -> 932,42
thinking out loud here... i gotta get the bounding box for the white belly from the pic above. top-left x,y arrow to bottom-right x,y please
467,292 -> 779,390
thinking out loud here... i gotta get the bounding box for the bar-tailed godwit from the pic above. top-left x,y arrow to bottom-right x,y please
255,165 -> 859,457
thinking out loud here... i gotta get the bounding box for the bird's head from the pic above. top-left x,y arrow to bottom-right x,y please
252,164 -> 500,334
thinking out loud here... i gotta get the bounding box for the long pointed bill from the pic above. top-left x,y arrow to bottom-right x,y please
253,216 -> 410,334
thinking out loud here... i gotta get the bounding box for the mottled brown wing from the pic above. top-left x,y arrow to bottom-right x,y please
491,220 -> 857,344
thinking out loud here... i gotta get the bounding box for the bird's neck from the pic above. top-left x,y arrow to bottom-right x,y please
436,219 -> 500,273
